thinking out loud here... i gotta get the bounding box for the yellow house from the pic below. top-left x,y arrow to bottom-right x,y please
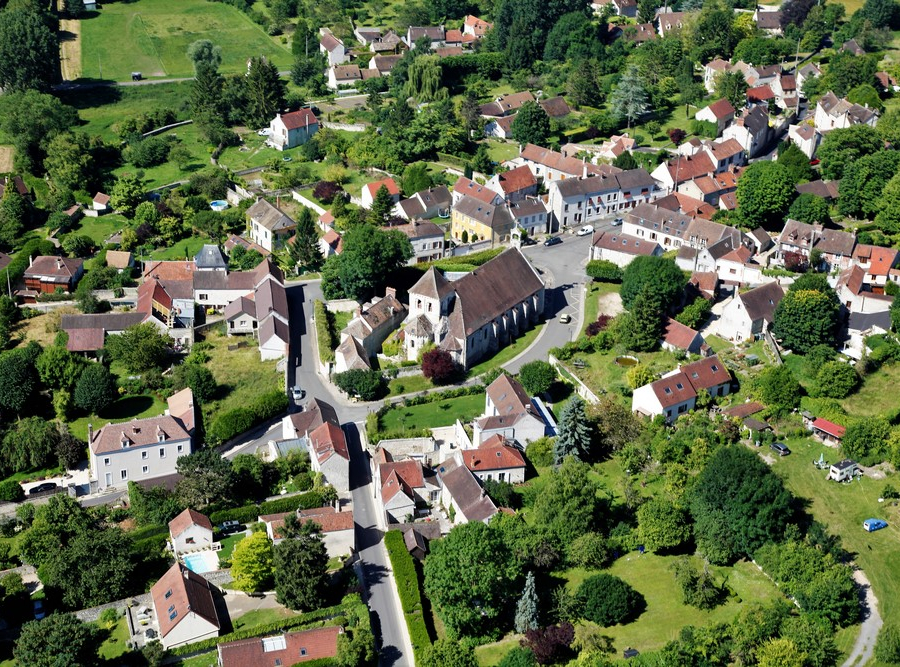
451,195 -> 515,245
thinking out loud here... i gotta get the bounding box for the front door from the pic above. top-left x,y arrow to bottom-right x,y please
104,473 -> 112,487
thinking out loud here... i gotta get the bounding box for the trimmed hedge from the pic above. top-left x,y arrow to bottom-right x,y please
430,247 -> 502,269
208,490 -> 325,525
207,390 -> 289,445
314,300 -> 336,364
384,530 -> 432,660
0,479 -> 24,502
401,385 -> 484,407
170,604 -> 342,656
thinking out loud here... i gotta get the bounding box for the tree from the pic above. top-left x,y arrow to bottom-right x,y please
109,173 -> 145,218
576,574 -> 645,625
637,497 -> 691,552
756,365 -> 802,411
406,55 -> 445,102
818,125 -> 883,180
423,522 -> 519,637
187,39 -> 222,71
1,417 -> 59,475
44,132 -> 95,194
586,260 -> 623,283
333,369 -> 386,401
554,396 -> 592,464
788,193 -> 830,225
772,289 -> 840,354
757,638 -> 806,667
56,428 -> 85,470
321,224 -> 412,301
859,0 -> 897,28
244,57 -> 286,129
621,255 -> 686,309
610,66 -> 650,129
498,647 -> 537,667
0,91 -> 79,173
0,184 -> 27,250
515,571 -> 540,634
842,417 -> 890,463
105,323 -> 170,373
848,83 -> 884,113
715,71 -> 748,110
531,458 -> 602,544
838,150 -> 900,218
422,348 -> 462,384
690,446 -> 793,564
172,363 -> 217,402
567,59 -> 603,109
231,530 -> 274,593
370,184 -> 396,223
673,557 -> 722,610
14,614 -> 99,667
782,613 -> 838,667
73,363 -> 118,414
0,7 -> 58,93
876,171 -> 900,233
518,361 -> 556,396
736,161 -> 796,227
191,62 -> 227,142
273,521 -> 328,610
813,362 -> 859,399
623,286 -> 663,352
0,347 -> 38,418
511,101 -> 552,147
420,639 -> 478,667
36,344 -> 86,391
614,151 -> 638,170
287,207 -> 323,274
175,448 -> 234,508
523,622 -> 576,664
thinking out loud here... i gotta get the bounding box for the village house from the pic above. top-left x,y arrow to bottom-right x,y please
589,230 -> 663,268
660,316 -> 705,354
217,627 -> 341,667
91,192 -> 110,212
474,373 -> 552,447
451,176 -> 503,207
654,192 -> 718,220
168,508 -> 213,556
319,28 -> 347,65
459,434 -> 526,484
361,177 -> 401,209
61,312 -> 146,355
853,244 -> 900,290
694,99 -> 736,136
88,415 -> 192,492
776,219 -> 856,271
836,265 -> 893,314
23,256 -> 83,295
811,418 -> 846,445
394,185 -> 452,220
657,10 -> 692,36
843,310 -> 892,359
337,287 -> 407,365
308,422 -> 351,494
841,38 -> 865,55
723,106 -> 774,158
754,8 -> 783,34
814,91 -> 879,133
479,91 -> 535,118
402,249 -> 544,368
326,64 -> 362,90
592,0 -> 637,16
406,25 -> 445,49
106,250 -> 133,272
259,506 -> 355,557
166,387 -> 198,438
318,229 -> 343,258
713,244 -> 766,286
510,199 -> 550,237
368,54 -> 403,76
787,123 -> 820,159
486,165 -> 538,203
463,14 -> 492,39
674,226 -> 751,275
437,457 -> 498,525
509,144 -> 617,183
797,62 -> 821,89
677,170 -> 739,208
266,109 -> 319,151
631,355 -> 732,422
547,168 -> 659,230
369,29 -> 404,53
716,282 -> 784,342
151,562 -> 220,649
247,198 -> 296,252
703,58 -> 731,93
451,194 -> 515,244
374,449 -> 440,524
391,220 -> 446,264
651,139 -> 746,192
219,260 -> 289,361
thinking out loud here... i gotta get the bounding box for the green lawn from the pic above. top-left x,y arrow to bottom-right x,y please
581,281 -> 622,336
79,0 -> 292,81
380,393 -> 486,432
174,652 -> 218,667
703,334 -> 732,355
475,636 -> 523,666
483,140 -> 520,166
217,533 -> 247,560
68,392 -> 168,441
0,465 -> 63,485
70,214 -> 127,246
840,362 -> 900,417
387,373 -> 435,397
468,323 -> 547,377
231,607 -> 303,631
201,329 -> 282,420
151,236 -> 208,260
771,436 -> 900,630
114,125 -> 214,190
97,616 -> 130,660
571,347 -> 681,399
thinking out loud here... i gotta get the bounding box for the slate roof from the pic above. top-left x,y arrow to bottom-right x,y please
24,256 -> 83,280
795,180 -> 840,200
169,508 -> 213,538
224,295 -> 256,321
738,282 -> 784,323
756,10 -> 782,28
815,228 -> 856,257
454,195 -> 514,231
151,562 -> 220,640
247,199 -> 295,232
539,96 -> 571,118
194,245 -> 227,270
286,398 -> 340,438
591,230 -> 661,256
409,266 -> 454,300
438,461 -> 497,522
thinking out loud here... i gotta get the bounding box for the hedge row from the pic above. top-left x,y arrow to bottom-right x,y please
208,490 -> 325,525
0,239 -> 55,292
314,300 -> 336,364
169,604 -> 342,656
384,530 -> 432,660
400,385 -> 484,407
432,247 -> 502,268
207,390 -> 289,445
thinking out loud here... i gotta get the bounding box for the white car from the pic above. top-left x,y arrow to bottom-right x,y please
577,225 -> 594,236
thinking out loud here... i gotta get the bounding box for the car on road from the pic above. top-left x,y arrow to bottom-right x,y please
33,600 -> 45,620
544,236 -> 562,247
521,236 -> 537,246
220,520 -> 242,534
863,518 -> 888,532
559,313 -> 572,324
577,225 -> 594,236
612,217 -> 624,226
291,386 -> 305,401
29,482 -> 57,495
770,442 -> 791,456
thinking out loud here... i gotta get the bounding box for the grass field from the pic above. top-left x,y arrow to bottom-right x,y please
201,328 -> 282,420
97,616 -> 130,660
468,323 -> 546,377
231,606 -> 302,630
840,362 -> 900,417
581,281 -> 622,336
571,347 -> 681,399
70,213 -> 127,246
381,393 -> 485,432
151,236 -> 208,260
387,373 -> 435,397
79,0 -> 292,81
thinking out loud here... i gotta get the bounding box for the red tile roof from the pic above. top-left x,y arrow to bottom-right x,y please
723,401 -> 764,418
279,108 -> 318,130
380,460 -> 425,503
66,327 -> 106,353
151,562 -> 220,640
813,418 -> 845,439
661,317 -> 700,351
496,165 -> 536,195
465,435 -> 526,471
218,626 -> 341,667
854,244 -> 898,276
747,84 -> 775,102
453,177 -> 501,204
169,508 -> 213,538
363,178 -> 400,199
309,422 -> 350,464
707,98 -> 736,120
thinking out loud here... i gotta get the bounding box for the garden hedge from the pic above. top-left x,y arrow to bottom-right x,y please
384,530 -> 432,660
314,300 -> 336,364
207,390 -> 289,444
208,490 -> 325,525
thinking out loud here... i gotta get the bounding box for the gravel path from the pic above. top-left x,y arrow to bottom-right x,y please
842,569 -> 882,667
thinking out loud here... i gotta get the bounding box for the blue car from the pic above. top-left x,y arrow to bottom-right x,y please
863,518 -> 888,532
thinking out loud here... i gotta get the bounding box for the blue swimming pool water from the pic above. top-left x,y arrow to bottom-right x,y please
183,551 -> 219,573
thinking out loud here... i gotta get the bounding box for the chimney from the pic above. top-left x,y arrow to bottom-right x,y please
385,286 -> 396,299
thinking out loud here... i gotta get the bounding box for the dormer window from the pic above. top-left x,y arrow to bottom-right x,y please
664,387 -> 672,394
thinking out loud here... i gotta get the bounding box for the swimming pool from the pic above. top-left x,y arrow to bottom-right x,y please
209,200 -> 229,212
183,551 -> 220,574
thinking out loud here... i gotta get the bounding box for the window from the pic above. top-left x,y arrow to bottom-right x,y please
104,457 -> 110,466
427,302 -> 432,312
169,611 -> 177,621
120,470 -> 127,480
711,364 -> 719,372
664,387 -> 672,394
142,451 -> 148,460
199,294 -> 207,301
177,445 -> 184,453
675,383 -> 684,390
165,589 -> 172,599
159,448 -> 166,458
499,472 -> 506,482
300,649 -> 307,657
142,466 -> 148,474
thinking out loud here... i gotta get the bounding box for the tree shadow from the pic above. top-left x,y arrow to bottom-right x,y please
98,395 -> 154,420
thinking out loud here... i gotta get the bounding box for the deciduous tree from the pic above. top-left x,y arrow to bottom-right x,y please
772,289 -> 840,353
576,574 -> 645,625
518,361 -> 556,396
109,173 -> 145,219
736,161 -> 796,227
72,363 -> 117,414
637,497 -> 691,552
274,519 -> 328,610
0,6 -> 58,93
230,530 -> 274,593
531,458 -> 603,544
511,101 -> 552,147
14,614 -> 99,667
175,448 -> 234,509
105,322 -> 170,373
621,255 -> 686,309
818,124 -> 883,180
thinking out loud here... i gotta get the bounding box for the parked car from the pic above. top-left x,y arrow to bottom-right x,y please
33,600 -> 45,620
577,225 -> 594,236
291,386 -> 305,401
863,518 -> 888,532
521,236 -> 537,246
544,236 -> 562,247
29,482 -> 57,495
220,520 -> 242,534
559,313 -> 572,324
770,442 -> 791,456
612,217 -> 624,226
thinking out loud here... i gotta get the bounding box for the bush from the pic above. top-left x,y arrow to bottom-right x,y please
586,260 -> 623,283
208,490 -> 325,525
314,301 -> 336,364
313,181 -> 343,204
812,362 -> 859,399
207,391 -> 288,444
333,369 -> 386,401
518,361 -> 556,396
676,297 -> 712,329
421,348 -> 462,385
526,437 -> 554,468
0,479 -> 24,502
576,574 -> 645,626
384,530 -> 431,660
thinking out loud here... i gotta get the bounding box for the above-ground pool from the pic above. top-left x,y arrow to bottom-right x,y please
615,355 -> 639,367
209,200 -> 228,212
183,551 -> 220,574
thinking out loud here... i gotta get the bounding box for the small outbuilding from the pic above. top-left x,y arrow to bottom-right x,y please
811,418 -> 845,445
828,459 -> 859,482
